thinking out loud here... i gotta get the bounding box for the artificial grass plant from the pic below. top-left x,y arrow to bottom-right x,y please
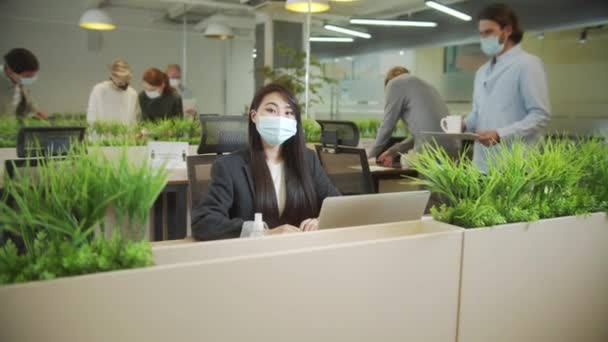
409,136 -> 608,228
0,143 -> 168,285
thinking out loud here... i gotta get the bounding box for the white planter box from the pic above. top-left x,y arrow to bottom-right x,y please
456,213 -> 608,342
0,220 -> 463,342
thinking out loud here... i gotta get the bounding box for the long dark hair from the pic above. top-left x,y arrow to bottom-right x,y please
478,3 -> 524,44
248,84 -> 319,228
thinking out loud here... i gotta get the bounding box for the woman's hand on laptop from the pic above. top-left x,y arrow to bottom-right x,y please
267,224 -> 301,235
299,218 -> 319,232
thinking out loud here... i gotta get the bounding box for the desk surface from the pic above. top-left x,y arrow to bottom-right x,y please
167,168 -> 188,186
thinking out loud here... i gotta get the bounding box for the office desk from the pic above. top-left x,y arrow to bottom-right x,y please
153,168 -> 189,241
367,162 -> 418,193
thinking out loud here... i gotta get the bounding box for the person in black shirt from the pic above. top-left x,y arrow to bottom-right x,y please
138,68 -> 182,121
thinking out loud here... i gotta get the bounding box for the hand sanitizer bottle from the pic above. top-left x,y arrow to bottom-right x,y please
250,213 -> 265,238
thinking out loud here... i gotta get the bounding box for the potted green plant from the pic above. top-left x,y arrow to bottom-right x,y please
259,43 -> 337,110
409,137 -> 608,342
0,143 -> 168,285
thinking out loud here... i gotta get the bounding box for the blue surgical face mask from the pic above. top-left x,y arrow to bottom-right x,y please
255,115 -> 297,146
19,76 -> 37,86
480,35 -> 505,57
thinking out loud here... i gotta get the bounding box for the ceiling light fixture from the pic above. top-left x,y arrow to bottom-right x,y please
79,8 -> 116,31
310,37 -> 354,42
285,0 -> 330,13
323,24 -> 371,38
350,19 -> 437,27
425,1 -> 471,21
204,22 -> 234,40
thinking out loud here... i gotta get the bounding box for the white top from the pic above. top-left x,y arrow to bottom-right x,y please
86,80 -> 139,125
267,160 -> 286,216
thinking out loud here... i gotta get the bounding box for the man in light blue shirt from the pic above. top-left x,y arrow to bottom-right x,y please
464,3 -> 550,172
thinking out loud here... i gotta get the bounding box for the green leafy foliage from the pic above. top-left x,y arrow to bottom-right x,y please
259,43 -> 337,107
0,232 -> 152,285
0,143 -> 167,285
409,137 -> 608,228
1,113 -> 408,146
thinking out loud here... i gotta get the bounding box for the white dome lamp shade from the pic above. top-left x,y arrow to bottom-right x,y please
204,22 -> 234,40
79,8 -> 116,31
285,0 -> 330,13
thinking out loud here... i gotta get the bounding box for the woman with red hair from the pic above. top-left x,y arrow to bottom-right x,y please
139,68 -> 183,121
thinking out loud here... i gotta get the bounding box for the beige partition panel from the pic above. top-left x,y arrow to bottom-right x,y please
0,225 -> 463,342
154,219 -> 455,265
458,213 -> 608,342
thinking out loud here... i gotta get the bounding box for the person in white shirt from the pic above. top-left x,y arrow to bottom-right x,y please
87,58 -> 139,126
165,64 -> 197,117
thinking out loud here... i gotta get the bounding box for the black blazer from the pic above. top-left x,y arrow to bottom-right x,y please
191,148 -> 340,241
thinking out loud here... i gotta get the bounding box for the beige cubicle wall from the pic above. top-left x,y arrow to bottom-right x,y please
457,213 -> 608,342
0,219 -> 464,342
153,218 -> 452,265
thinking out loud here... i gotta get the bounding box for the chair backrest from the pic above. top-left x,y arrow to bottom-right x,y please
197,115 -> 248,154
316,120 -> 359,148
187,154 -> 220,211
314,144 -> 375,195
17,126 -> 86,158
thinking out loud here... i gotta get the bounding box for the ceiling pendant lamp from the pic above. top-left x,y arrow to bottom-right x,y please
79,8 -> 116,31
204,23 -> 234,40
285,0 -> 330,13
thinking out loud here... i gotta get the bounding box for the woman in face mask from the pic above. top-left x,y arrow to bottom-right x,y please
138,68 -> 183,122
191,83 -> 340,241
86,58 -> 139,126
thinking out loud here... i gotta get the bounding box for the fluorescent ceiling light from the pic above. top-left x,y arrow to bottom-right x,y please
285,0 -> 330,13
350,19 -> 437,27
425,1 -> 472,21
79,8 -> 116,31
324,24 -> 371,39
310,37 -> 354,42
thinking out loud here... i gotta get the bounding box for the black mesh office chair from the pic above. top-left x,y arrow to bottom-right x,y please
197,115 -> 249,154
186,154 -> 220,211
316,120 -> 360,148
314,144 -> 375,195
17,126 -> 86,158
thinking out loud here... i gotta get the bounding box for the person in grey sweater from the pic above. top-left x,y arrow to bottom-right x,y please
369,67 -> 459,166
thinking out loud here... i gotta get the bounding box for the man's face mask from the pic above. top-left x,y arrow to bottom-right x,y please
480,34 -> 505,57
6,67 -> 37,86
19,76 -> 37,86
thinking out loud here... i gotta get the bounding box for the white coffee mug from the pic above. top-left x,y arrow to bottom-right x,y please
440,115 -> 463,133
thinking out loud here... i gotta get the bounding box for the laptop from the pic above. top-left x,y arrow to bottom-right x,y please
317,191 -> 431,229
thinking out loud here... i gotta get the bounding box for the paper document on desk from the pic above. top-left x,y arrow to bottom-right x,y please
349,165 -> 395,172
148,141 -> 189,170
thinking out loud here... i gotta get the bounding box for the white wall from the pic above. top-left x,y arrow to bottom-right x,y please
0,0 -> 254,115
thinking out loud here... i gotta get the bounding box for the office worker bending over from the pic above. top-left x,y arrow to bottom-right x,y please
191,84 -> 340,241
